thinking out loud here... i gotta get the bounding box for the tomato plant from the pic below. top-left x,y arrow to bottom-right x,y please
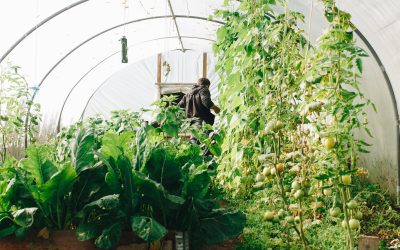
214,0 -> 373,248
0,63 -> 41,162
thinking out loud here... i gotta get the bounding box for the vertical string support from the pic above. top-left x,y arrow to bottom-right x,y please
121,0 -> 129,63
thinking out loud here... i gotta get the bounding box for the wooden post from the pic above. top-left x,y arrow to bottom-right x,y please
358,235 -> 380,250
157,53 -> 162,98
202,52 -> 207,78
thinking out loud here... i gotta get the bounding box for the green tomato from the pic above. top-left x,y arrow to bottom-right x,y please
255,173 -> 265,182
354,211 -> 363,220
278,209 -> 286,218
323,188 -> 332,196
329,207 -> 341,217
347,200 -> 358,209
291,181 -> 301,190
263,211 -> 275,221
294,190 -> 304,200
285,216 -> 295,224
294,216 -> 301,223
262,167 -> 271,176
349,219 -> 360,230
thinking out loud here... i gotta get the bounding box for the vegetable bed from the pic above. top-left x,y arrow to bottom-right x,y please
0,106 -> 245,250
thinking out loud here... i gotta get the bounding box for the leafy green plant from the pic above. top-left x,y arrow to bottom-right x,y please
214,0 -> 373,248
0,63 -> 41,161
0,98 -> 245,249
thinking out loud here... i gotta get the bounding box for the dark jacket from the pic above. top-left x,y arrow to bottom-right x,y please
178,85 -> 215,125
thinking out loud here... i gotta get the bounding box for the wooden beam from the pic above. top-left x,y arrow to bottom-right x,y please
202,52 -> 207,78
157,53 -> 162,98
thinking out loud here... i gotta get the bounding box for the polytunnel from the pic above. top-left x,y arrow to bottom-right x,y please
0,0 -> 399,220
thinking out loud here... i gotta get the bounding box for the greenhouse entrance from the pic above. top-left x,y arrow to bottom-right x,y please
0,0 -> 399,249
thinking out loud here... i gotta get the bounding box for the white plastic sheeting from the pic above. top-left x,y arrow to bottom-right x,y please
0,0 -> 228,128
81,50 -> 219,121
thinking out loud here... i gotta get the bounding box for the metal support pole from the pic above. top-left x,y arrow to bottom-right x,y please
202,52 -> 208,78
157,53 -> 162,99
167,0 -> 185,52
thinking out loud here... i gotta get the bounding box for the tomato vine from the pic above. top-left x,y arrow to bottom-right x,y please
214,0 -> 373,248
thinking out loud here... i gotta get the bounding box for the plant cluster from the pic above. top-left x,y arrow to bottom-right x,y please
0,99 -> 245,249
214,0 -> 374,248
0,63 -> 41,162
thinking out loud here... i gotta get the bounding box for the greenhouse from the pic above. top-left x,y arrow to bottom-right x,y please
0,0 -> 399,249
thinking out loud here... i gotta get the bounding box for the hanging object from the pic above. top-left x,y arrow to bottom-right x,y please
120,36 -> 128,63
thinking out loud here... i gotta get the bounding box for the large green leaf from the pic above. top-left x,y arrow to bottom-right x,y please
94,223 -> 122,250
132,171 -> 184,216
191,209 -> 246,245
40,164 -> 77,203
77,194 -> 120,219
0,225 -> 16,238
131,216 -> 167,243
0,214 -> 16,238
182,169 -> 211,199
101,132 -> 134,160
99,132 -> 137,214
76,223 -> 101,241
143,146 -> 182,192
71,128 -> 96,174
70,164 -> 109,214
12,207 -> 38,228
21,146 -> 57,185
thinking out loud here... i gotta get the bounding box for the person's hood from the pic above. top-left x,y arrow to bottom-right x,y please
190,84 -> 205,94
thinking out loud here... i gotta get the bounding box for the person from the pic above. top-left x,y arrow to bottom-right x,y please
178,78 -> 220,148
178,78 -> 220,126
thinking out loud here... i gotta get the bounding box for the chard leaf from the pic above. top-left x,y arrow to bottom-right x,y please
12,207 -> 38,228
40,164 -> 77,203
21,146 -> 58,185
0,225 -> 17,238
77,194 -> 120,219
76,223 -> 101,241
94,223 -> 122,250
191,209 -> 246,245
71,128 -> 96,174
183,169 -> 211,199
131,216 -> 167,243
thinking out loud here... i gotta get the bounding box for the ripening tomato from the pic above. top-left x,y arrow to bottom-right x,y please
276,163 -> 284,173
324,137 -> 336,149
341,175 -> 352,185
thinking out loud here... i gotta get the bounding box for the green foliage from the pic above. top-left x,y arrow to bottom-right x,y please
0,63 -> 41,161
131,216 -> 167,243
0,99 -> 245,249
214,0 -> 373,249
